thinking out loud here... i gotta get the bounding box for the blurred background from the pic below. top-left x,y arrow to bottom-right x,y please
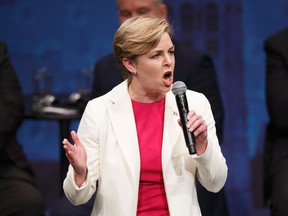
1,0 -> 287,215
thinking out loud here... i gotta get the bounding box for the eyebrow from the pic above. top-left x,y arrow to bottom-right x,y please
150,45 -> 175,55
136,7 -> 150,12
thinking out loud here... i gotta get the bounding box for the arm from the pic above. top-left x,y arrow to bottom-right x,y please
188,93 -> 227,192
63,101 -> 100,205
0,42 -> 24,147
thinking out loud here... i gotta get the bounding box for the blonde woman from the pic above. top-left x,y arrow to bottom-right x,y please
63,16 -> 227,216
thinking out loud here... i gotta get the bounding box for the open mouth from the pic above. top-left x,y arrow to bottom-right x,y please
163,71 -> 172,79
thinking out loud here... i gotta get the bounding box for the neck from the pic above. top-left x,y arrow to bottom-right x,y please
128,82 -> 165,103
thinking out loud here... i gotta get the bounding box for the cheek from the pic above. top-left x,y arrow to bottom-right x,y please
119,17 -> 128,24
136,59 -> 162,78
145,64 -> 162,77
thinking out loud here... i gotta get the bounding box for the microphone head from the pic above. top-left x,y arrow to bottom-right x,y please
171,81 -> 187,95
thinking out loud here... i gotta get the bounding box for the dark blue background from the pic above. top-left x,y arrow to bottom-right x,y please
1,0 -> 288,215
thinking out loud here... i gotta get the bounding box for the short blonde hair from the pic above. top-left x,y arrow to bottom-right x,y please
113,16 -> 173,82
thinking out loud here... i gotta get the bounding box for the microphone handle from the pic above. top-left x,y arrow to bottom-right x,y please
176,94 -> 197,155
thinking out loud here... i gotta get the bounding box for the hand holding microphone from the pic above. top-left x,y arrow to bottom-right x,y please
172,81 -> 208,155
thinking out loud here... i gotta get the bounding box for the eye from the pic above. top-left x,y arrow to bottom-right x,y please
169,50 -> 175,56
119,11 -> 132,18
152,53 -> 161,59
137,8 -> 149,15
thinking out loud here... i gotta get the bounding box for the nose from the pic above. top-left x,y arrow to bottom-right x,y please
164,53 -> 173,67
132,12 -> 139,17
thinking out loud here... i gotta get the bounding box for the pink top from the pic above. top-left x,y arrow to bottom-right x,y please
132,97 -> 169,216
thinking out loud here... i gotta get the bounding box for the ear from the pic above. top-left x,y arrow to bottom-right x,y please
122,58 -> 137,74
160,4 -> 168,19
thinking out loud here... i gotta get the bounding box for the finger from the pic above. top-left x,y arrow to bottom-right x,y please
193,124 -> 204,136
193,121 -> 207,137
187,115 -> 204,132
62,138 -> 69,145
63,138 -> 75,154
63,138 -> 71,148
63,143 -> 72,155
65,151 -> 74,163
186,110 -> 196,120
186,114 -> 199,128
71,130 -> 81,146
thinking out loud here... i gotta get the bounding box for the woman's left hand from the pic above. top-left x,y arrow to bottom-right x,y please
186,110 -> 208,155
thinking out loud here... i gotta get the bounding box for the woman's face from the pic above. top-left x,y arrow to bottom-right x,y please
129,32 -> 175,98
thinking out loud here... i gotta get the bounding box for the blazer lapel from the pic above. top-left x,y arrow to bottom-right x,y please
107,81 -> 140,186
105,84 -> 185,185
162,92 -> 185,171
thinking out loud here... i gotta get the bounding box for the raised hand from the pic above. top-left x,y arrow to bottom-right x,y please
63,130 -> 87,186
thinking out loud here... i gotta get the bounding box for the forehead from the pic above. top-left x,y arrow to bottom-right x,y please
118,0 -> 157,10
146,32 -> 174,52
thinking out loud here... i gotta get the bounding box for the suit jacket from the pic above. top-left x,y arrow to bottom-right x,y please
263,27 -> 288,202
91,41 -> 224,142
64,80 -> 227,216
0,41 -> 32,173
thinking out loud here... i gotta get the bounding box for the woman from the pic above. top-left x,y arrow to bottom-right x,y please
63,16 -> 227,216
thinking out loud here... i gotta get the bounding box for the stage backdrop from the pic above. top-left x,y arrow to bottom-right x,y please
1,0 -> 287,215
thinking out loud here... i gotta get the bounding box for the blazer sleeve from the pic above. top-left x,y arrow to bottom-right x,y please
187,91 -> 227,192
63,100 -> 100,205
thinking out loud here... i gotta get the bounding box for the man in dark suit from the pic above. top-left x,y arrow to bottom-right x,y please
90,1 -> 228,216
263,27 -> 288,216
0,41 -> 45,216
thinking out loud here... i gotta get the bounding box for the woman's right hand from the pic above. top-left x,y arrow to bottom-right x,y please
63,130 -> 87,186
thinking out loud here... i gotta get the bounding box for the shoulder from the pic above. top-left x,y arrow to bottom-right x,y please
264,27 -> 288,51
174,40 -> 211,60
95,53 -> 114,66
0,41 -> 6,50
87,81 -> 127,108
0,41 -> 7,59
173,40 -> 214,68
186,89 -> 211,114
93,52 -> 118,78
186,89 -> 209,103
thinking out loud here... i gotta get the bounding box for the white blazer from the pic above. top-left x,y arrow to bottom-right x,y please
63,80 -> 227,216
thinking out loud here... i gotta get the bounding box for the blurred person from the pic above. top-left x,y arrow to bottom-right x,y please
63,16 -> 227,216
0,41 -> 45,216
90,0 -> 228,216
263,27 -> 288,216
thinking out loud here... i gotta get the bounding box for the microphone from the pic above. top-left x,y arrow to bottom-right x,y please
172,81 -> 197,155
